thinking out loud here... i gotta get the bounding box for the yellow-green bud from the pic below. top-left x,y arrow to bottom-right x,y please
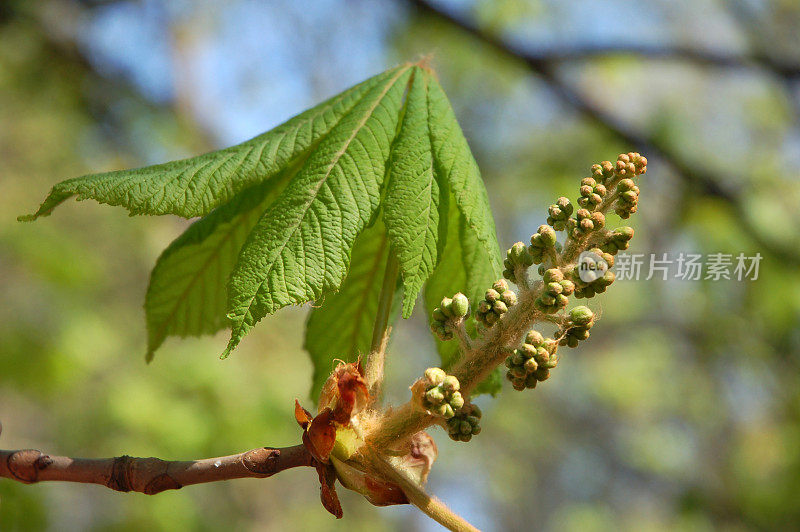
526,330 -> 544,345
425,367 -> 447,386
442,375 -> 460,393
450,293 -> 469,318
440,297 -> 454,317
569,306 -> 594,326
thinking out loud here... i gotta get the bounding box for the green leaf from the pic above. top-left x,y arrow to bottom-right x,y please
19,67 -> 404,220
426,72 -> 502,278
223,66 -> 414,357
144,172 -> 292,361
303,216 -> 400,399
23,63 -> 503,378
384,71 -> 447,318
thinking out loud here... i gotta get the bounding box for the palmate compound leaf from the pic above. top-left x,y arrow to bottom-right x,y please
21,63 -> 502,393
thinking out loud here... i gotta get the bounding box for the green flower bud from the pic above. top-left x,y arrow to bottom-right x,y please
450,391 -> 465,410
526,330 -> 544,346
566,336 -> 579,348
500,290 -> 517,306
425,367 -> 447,385
425,388 -> 445,405
524,357 -> 539,372
442,404 -> 455,419
493,279 -> 510,293
597,270 -> 616,287
525,374 -> 539,388
534,346 -> 550,364
459,433 -> 472,442
485,289 -> 500,302
511,350 -> 526,366
590,212 -> 605,228
621,190 -> 638,203
442,375 -> 460,393
614,226 -> 634,241
543,354 -> 559,369
440,297 -> 454,318
433,404 -> 448,417
543,268 -> 564,283
618,178 -> 635,191
493,301 -> 508,314
520,343 -> 537,358
450,293 -> 469,318
569,306 -> 594,326
534,368 -> 551,382
509,241 -> 527,261
547,282 -> 563,295
538,225 -> 557,246
560,279 -> 576,295
432,308 -> 446,323
512,379 -> 526,391
477,300 -> 491,314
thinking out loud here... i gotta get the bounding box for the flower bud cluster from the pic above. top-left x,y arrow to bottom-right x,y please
503,242 -> 534,284
421,368 -> 464,419
599,227 -> 634,255
547,197 -> 573,230
560,306 -> 595,348
446,404 -> 482,442
535,268 -> 574,313
590,160 -> 615,182
475,280 -> 517,327
529,225 -> 560,265
566,209 -> 605,239
578,176 -> 607,210
430,293 -> 470,341
614,178 -> 640,219
613,152 -> 648,179
505,330 -> 559,391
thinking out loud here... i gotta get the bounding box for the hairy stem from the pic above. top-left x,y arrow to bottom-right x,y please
0,443 -> 313,494
368,285 -> 544,450
370,455 -> 479,532
365,253 -> 400,398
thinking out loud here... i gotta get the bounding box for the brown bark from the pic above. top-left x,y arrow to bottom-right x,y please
0,444 -> 313,494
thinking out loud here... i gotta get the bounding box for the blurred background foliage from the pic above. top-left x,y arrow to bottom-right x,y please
1,0 -> 799,530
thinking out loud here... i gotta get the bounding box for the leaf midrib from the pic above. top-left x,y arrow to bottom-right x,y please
232,65 -> 413,328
